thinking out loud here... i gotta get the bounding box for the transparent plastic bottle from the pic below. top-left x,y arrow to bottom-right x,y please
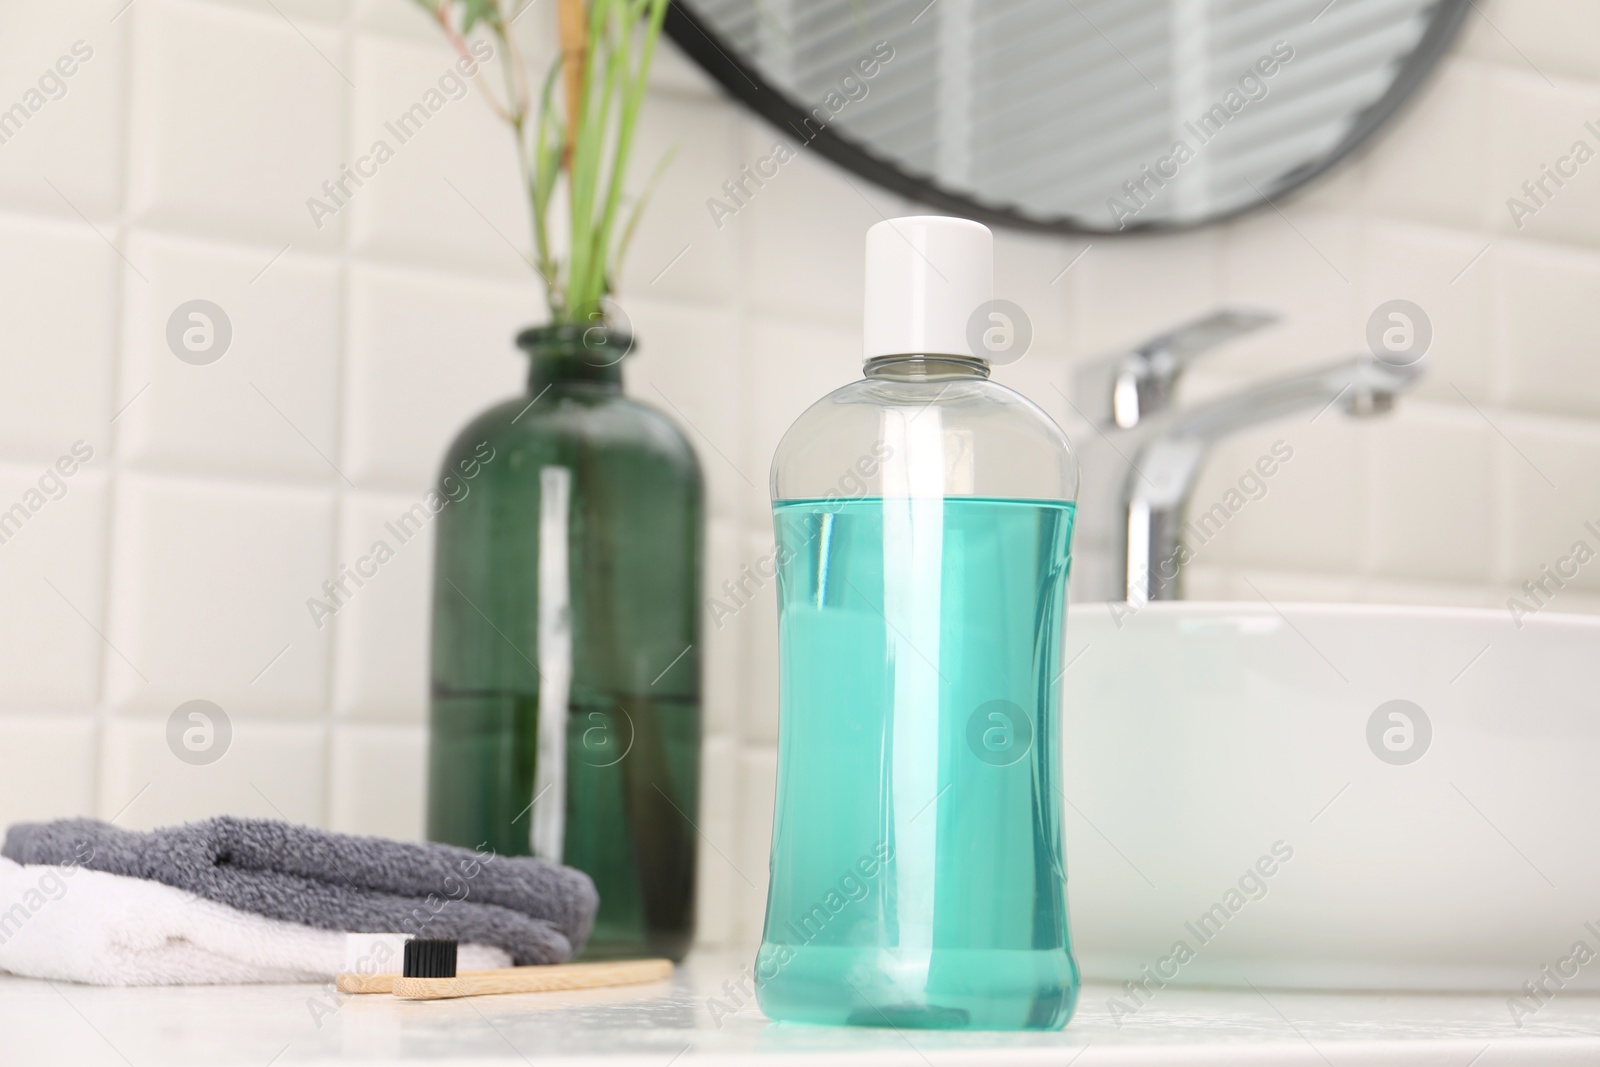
754,217 -> 1080,1030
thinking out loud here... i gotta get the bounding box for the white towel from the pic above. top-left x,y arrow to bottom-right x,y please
0,857 -> 511,986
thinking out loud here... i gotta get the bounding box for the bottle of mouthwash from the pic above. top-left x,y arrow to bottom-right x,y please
754,217 -> 1081,1030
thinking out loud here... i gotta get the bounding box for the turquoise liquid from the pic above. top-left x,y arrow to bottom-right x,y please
755,496 -> 1079,1030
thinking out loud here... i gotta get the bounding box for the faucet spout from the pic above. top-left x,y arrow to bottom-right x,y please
1117,352 -> 1424,602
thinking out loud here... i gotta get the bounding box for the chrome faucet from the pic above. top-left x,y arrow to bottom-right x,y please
1074,309 -> 1426,603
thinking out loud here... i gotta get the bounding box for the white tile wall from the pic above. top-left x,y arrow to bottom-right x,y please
343,261 -> 533,488
0,2 -> 127,219
116,232 -> 345,480
99,717 -> 327,829
0,216 -> 119,456
0,717 -> 99,823
331,492 -> 435,722
0,462 -> 109,708
126,0 -> 350,251
328,722 -> 424,838
104,474 -> 336,718
700,518 -> 742,740
1,0 -> 1597,953
1360,220 -> 1494,405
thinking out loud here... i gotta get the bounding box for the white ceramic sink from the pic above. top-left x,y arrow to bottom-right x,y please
1061,601 -> 1600,993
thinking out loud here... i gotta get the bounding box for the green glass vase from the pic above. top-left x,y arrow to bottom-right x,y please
427,324 -> 703,962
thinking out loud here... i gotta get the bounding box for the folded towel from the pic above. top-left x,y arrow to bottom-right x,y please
0,857 -> 511,985
2,817 -> 597,966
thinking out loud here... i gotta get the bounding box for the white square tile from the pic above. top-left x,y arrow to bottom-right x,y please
738,117 -> 905,329
126,0 -> 348,250
700,519 -> 742,739
204,0 -> 348,23
651,34 -> 727,102
1485,67 -> 1600,247
734,745 -> 776,946
1497,241 -> 1600,419
116,231 -> 345,481
992,229 -> 1079,362
0,717 -> 97,826
0,3 -> 127,219
348,33 -> 540,278
1499,416 -> 1600,597
1214,208 -> 1360,380
0,216 -> 119,459
99,717 -> 326,829
1361,220 -> 1496,406
331,492 -> 433,723
735,529 -> 779,747
1358,58 -> 1490,233
344,261 -> 536,490
613,94 -> 742,306
0,461 -> 109,708
1359,576 -> 1503,612
1074,229 -> 1222,358
1368,406 -> 1495,583
740,315 -> 859,524
352,0 -> 449,41
105,474 -> 335,718
1186,418 -> 1363,574
353,0 -> 554,52
1460,0 -> 1600,85
328,724 -> 426,839
1068,546 -> 1118,605
1286,155 -> 1362,216
622,297 -> 746,524
1177,563 -> 1232,602
693,734 -> 739,948
1224,568 -> 1360,605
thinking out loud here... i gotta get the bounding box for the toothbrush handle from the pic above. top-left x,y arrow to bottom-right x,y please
391,958 -> 673,1000
336,968 -> 517,995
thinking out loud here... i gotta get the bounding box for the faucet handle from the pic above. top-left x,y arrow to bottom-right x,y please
1074,307 -> 1279,429
1133,307 -> 1279,365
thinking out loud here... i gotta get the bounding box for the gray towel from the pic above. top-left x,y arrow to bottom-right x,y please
1,817 -> 597,967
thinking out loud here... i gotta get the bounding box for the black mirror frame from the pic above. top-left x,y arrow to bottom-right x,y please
664,0 -> 1473,234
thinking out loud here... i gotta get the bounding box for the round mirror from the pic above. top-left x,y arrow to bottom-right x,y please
665,0 -> 1470,233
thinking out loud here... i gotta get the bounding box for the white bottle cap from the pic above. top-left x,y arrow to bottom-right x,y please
863,215 -> 993,362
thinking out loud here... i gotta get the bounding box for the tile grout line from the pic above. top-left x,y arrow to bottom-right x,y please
728,114 -> 755,949
1487,232 -> 1517,590
89,0 -> 145,821
319,5 -> 362,832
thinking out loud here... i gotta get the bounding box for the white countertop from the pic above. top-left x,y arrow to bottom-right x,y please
3,954 -> 1598,1066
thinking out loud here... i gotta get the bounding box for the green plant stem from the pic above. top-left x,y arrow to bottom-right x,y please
417,0 -> 670,326
585,0 -> 667,305
567,0 -> 615,318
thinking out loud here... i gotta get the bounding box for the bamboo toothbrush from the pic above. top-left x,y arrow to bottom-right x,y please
337,940 -> 673,1000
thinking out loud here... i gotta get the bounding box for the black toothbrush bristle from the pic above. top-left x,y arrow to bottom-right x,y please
403,938 -> 459,979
